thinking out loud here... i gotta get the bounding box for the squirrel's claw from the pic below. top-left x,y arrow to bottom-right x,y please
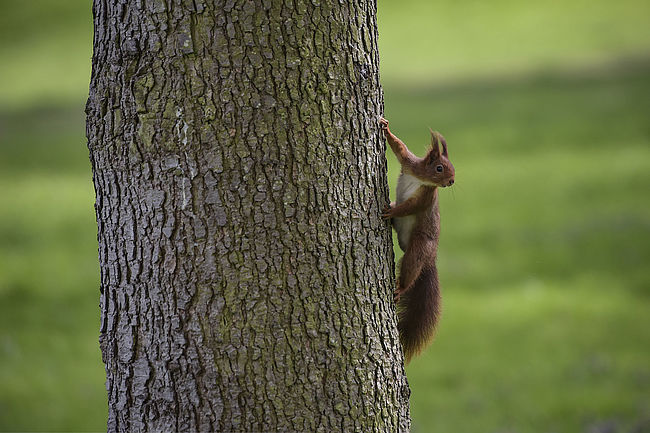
379,117 -> 389,130
381,204 -> 393,219
393,282 -> 406,303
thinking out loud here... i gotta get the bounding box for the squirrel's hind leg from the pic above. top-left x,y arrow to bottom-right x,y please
396,236 -> 433,299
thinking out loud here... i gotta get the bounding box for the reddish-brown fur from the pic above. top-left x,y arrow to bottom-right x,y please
380,117 -> 455,363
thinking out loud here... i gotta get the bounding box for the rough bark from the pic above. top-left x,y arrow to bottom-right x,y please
86,0 -> 410,431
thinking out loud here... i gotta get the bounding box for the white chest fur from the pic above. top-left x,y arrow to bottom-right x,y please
393,173 -> 423,251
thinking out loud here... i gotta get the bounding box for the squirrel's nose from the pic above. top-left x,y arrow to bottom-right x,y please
449,179 -> 454,186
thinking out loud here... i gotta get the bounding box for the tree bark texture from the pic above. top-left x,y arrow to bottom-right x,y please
86,0 -> 410,431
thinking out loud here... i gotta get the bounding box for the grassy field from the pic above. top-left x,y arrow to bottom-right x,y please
1,0 -> 649,431
384,64 -> 650,432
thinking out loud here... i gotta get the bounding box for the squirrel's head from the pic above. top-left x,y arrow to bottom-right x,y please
418,130 -> 455,187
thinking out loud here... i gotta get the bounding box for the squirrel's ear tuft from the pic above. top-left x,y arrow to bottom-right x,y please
439,133 -> 448,157
428,128 -> 441,158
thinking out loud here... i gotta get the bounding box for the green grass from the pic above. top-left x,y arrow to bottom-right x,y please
0,0 -> 92,109
0,108 -> 105,430
1,0 -> 649,431
410,284 -> 648,433
378,0 -> 650,84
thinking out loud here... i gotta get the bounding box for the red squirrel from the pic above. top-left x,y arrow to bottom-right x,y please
380,117 -> 455,363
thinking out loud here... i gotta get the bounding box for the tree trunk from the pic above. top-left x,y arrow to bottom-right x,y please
86,0 -> 410,431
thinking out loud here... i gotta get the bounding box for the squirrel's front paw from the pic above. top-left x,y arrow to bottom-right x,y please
381,204 -> 393,219
379,117 -> 389,130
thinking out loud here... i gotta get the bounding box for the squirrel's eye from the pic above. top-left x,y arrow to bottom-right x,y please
435,165 -> 443,173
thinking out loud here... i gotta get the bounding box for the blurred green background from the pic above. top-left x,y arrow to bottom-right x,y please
0,0 -> 649,431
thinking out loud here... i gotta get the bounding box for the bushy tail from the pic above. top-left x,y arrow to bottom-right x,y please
397,266 -> 441,363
